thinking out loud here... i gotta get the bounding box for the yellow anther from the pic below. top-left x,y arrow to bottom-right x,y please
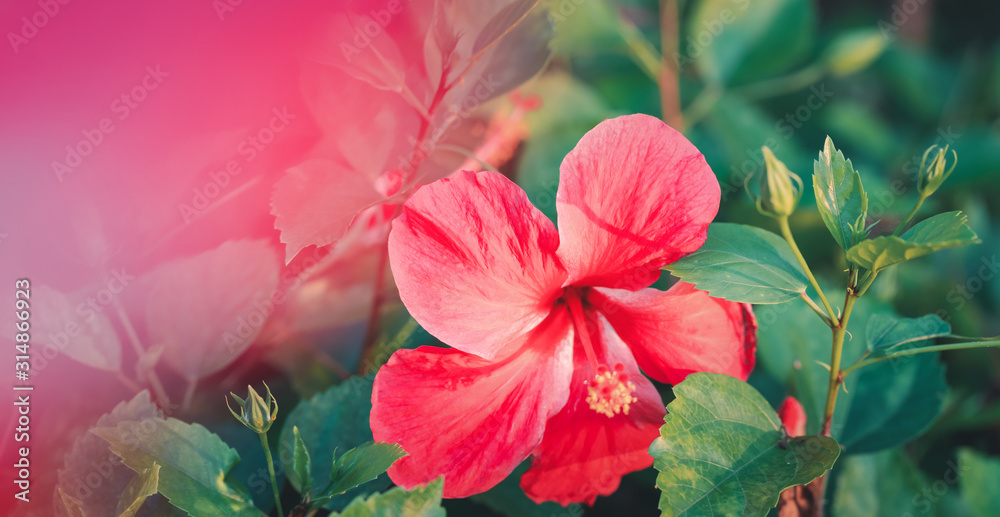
585,363 -> 637,418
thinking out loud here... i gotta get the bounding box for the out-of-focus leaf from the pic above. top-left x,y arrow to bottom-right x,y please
312,11 -> 407,94
960,448 -> 1000,517
144,239 -> 280,381
272,160 -> 386,263
846,211 -> 981,272
666,223 -> 809,304
92,417 -> 261,517
56,392 -> 175,517
116,463 -> 160,517
545,0 -> 621,55
865,313 -> 951,355
688,0 -> 815,83
329,477 -> 445,517
279,375 -> 384,510
292,427 -> 312,496
820,101 -> 898,162
469,461 -> 576,517
650,373 -> 840,517
813,137 -> 868,251
755,293 -> 949,453
26,283 -> 122,372
58,488 -> 88,517
823,29 -> 887,77
832,449 -> 931,517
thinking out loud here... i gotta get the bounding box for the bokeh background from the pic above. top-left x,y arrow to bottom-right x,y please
1,0 -> 998,515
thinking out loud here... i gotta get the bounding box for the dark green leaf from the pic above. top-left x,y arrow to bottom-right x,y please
688,0 -> 815,83
116,463 -> 160,517
469,461 -> 578,517
322,443 -> 408,499
330,477 -> 445,517
92,418 -> 261,517
866,313 -> 951,355
650,373 -> 840,517
832,449 -> 931,517
278,375 -> 386,509
813,137 -> 868,250
666,223 -> 809,303
846,211 -> 981,271
291,427 -> 312,496
755,293 -> 949,453
960,448 -> 1000,517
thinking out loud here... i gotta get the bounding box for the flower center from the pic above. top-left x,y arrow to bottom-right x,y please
565,288 -> 638,418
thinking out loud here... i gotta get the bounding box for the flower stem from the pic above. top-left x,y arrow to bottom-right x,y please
259,432 -> 284,517
778,217 -> 840,327
842,340 -> 1000,377
682,83 -> 723,128
820,290 -> 857,435
800,293 -> 833,327
732,64 -> 826,101
892,194 -> 927,236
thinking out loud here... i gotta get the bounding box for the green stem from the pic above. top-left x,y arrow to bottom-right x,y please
778,217 -> 840,327
616,14 -> 663,83
855,270 -> 879,297
800,293 -> 833,327
732,64 -> 826,101
842,340 -> 1000,377
820,290 -> 857,436
892,194 -> 927,236
259,432 -> 285,517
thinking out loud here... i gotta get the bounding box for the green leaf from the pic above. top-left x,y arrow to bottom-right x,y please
960,448 -> 1000,517
92,417 -> 262,517
866,313 -> 951,355
469,461 -> 578,517
650,373 -> 840,517
755,293 -> 949,453
813,137 -> 868,250
823,29 -> 887,77
278,375 -> 386,509
832,449 -> 932,517
321,443 -> 408,499
116,463 -> 161,517
846,211 -> 981,271
688,0 -> 815,84
665,223 -> 809,303
330,477 -> 445,517
291,427 -> 312,496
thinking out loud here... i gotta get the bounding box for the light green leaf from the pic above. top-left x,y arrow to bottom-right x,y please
823,29 -> 887,77
960,448 -> 1000,517
92,418 -> 262,517
866,313 -> 951,355
665,223 -> 809,303
688,0 -> 815,83
331,477 -> 445,517
116,463 -> 160,517
846,211 -> 981,271
278,375 -> 386,509
755,294 -> 949,453
813,136 -> 868,250
650,373 -> 840,517
322,443 -> 408,499
291,427 -> 312,496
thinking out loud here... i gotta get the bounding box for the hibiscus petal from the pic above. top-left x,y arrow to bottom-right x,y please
388,169 -> 567,359
556,114 -> 720,290
521,311 -> 665,506
591,282 -> 757,385
371,310 -> 574,498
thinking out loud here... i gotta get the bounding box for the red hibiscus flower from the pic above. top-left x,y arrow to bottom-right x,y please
370,114 -> 757,505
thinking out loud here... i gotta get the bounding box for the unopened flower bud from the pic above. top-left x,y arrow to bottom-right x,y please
227,383 -> 278,434
747,146 -> 803,218
916,145 -> 957,198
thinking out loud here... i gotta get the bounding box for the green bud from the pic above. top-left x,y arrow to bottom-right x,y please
916,145 -> 957,198
823,29 -> 887,77
227,382 -> 278,434
747,146 -> 803,218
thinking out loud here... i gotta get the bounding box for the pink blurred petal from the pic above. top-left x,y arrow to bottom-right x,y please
521,311 -> 664,505
388,169 -> 567,360
778,396 -> 807,437
371,310 -> 574,498
591,281 -> 757,385
556,114 -> 720,290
